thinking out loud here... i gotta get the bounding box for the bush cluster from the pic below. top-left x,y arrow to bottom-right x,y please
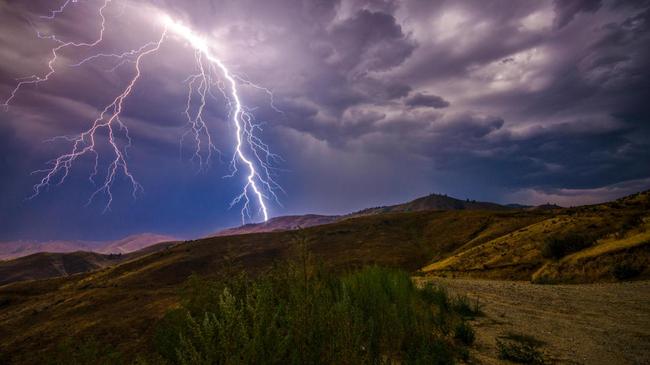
612,262 -> 641,280
154,264 -> 472,364
497,339 -> 544,364
541,233 -> 595,260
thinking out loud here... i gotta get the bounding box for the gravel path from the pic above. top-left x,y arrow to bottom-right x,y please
418,278 -> 650,365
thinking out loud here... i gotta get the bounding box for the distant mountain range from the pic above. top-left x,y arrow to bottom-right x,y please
212,193 -> 548,236
0,233 -> 176,261
0,193 -> 557,261
350,193 -> 511,215
213,214 -> 339,236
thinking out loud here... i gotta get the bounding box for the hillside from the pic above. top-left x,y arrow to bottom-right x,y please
0,252 -> 123,286
0,240 -> 179,286
0,233 -> 175,261
214,193 -> 513,236
97,233 -> 177,254
352,193 -> 510,216
213,214 -> 339,236
422,190 -> 650,282
0,240 -> 100,261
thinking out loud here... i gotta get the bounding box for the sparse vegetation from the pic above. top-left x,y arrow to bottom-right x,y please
41,337 -> 123,365
541,233 -> 596,260
452,294 -> 482,318
0,296 -> 10,308
453,321 -> 475,345
612,262 -> 642,280
530,275 -> 558,285
497,334 -> 545,364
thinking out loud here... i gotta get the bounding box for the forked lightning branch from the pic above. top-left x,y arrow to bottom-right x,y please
3,0 -> 283,223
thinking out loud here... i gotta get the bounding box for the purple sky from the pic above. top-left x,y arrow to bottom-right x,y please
1,0 -> 649,241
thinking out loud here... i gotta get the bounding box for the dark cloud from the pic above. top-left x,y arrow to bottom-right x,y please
328,9 -> 415,74
0,0 -> 649,240
553,0 -> 603,29
404,93 -> 450,109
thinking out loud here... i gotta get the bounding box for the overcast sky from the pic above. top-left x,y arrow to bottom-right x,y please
1,0 -> 649,240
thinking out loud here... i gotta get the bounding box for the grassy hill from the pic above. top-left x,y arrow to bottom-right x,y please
351,193 -> 510,216
421,191 -> 650,282
0,251 -> 122,286
212,192 -> 514,237
0,241 -> 179,286
0,233 -> 176,261
213,214 -> 339,236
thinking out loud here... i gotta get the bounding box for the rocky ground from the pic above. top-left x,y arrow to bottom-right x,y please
418,278 -> 650,365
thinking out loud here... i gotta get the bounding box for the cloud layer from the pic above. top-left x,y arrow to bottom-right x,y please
0,0 -> 649,240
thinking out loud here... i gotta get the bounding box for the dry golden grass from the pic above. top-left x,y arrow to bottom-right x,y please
422,191 -> 650,282
532,220 -> 650,283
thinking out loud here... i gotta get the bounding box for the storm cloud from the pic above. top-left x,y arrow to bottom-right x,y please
404,93 -> 450,109
0,0 -> 649,240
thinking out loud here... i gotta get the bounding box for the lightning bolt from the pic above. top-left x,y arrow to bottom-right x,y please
3,1 -> 282,222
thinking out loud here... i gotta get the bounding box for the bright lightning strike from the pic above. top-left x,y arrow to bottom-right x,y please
3,2 -> 283,222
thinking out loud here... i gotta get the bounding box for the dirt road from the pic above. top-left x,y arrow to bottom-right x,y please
418,278 -> 650,365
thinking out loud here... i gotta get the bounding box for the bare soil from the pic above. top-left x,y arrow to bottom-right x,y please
419,278 -> 650,365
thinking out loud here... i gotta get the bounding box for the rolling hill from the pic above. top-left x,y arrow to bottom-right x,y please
421,191 -> 650,282
0,251 -> 123,286
352,193 -> 511,216
0,240 -> 100,261
96,233 -> 177,254
0,233 -> 176,261
213,192 -> 514,236
0,193 -> 516,285
0,240 -> 180,287
213,214 -> 339,236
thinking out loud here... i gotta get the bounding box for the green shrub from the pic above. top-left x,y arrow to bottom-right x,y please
0,296 -> 10,308
420,284 -> 450,310
497,338 -> 544,364
452,295 -> 482,317
530,275 -> 558,285
155,265 -> 472,364
541,233 -> 595,260
612,262 -> 641,280
42,337 -> 123,365
453,321 -> 475,345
